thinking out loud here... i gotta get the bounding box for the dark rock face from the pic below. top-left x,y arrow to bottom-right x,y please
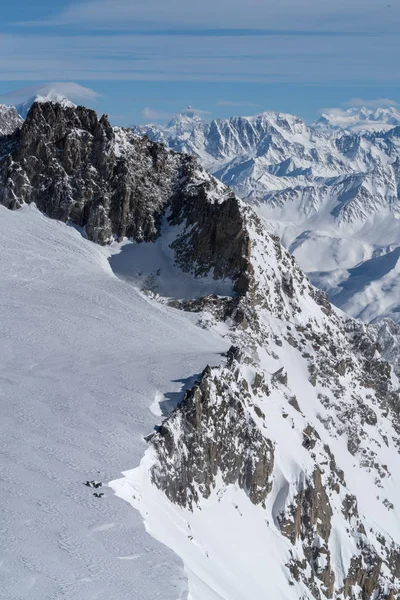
282,469 -> 335,599
169,164 -> 252,295
280,468 -> 333,545
343,552 -> 382,599
0,103 -> 177,244
0,102 -> 252,294
149,365 -> 274,510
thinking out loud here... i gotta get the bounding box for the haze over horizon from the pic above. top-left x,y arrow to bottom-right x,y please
1,0 -> 400,125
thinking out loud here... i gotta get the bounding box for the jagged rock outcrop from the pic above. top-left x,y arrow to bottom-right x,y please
150,364 -> 274,509
0,102 -> 251,293
169,168 -> 252,295
0,102 -> 175,243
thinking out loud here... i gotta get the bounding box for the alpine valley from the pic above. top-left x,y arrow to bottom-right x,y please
2,100 -> 400,600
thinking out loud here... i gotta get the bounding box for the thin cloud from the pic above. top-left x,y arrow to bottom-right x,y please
127,97 -> 183,104
344,97 -> 399,108
317,108 -> 349,116
217,100 -> 261,107
0,33 -> 399,86
18,0 -> 400,34
142,106 -> 210,121
186,106 -> 211,115
0,82 -> 101,106
141,107 -> 176,120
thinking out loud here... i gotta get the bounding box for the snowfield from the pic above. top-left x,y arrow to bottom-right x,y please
0,204 -> 227,600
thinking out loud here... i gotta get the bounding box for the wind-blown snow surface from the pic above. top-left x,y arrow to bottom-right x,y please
0,205 -> 227,600
135,109 -> 400,323
113,463 -> 297,600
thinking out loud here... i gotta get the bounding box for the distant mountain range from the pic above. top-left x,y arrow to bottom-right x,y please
134,106 -> 400,324
316,106 -> 400,133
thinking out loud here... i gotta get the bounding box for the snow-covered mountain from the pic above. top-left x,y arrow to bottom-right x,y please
135,109 -> 400,324
0,82 -> 99,119
315,107 -> 400,133
15,91 -> 75,119
2,101 -> 400,600
0,104 -> 23,135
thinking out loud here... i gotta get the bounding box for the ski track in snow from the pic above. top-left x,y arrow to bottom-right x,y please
0,204 -> 228,600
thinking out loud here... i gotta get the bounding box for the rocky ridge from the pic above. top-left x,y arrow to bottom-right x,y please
2,102 -> 400,599
140,205 -> 400,599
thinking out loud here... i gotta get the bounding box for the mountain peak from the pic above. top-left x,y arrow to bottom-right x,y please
16,92 -> 76,119
0,82 -> 100,120
165,108 -> 206,135
315,106 -> 400,132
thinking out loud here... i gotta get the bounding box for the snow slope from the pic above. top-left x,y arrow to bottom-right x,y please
0,204 -> 227,600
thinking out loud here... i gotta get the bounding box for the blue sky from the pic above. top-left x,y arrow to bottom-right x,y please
1,0 -> 400,125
